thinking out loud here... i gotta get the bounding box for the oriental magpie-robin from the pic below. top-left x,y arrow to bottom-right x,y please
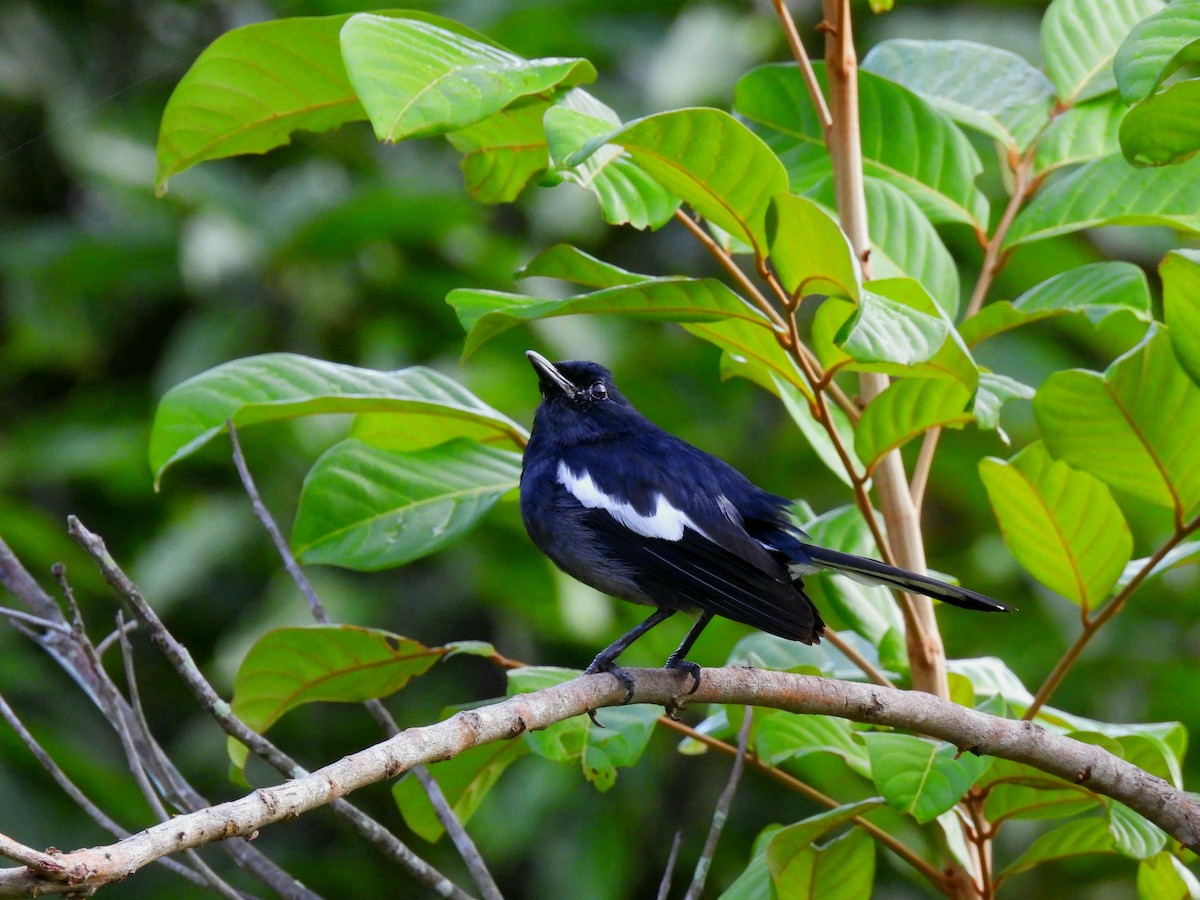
520,351 -> 1010,700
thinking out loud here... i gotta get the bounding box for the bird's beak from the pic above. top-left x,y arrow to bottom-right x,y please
526,350 -> 576,397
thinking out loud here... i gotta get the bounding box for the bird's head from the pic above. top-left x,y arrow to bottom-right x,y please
525,350 -> 638,442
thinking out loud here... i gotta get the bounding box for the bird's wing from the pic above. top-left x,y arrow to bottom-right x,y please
556,442 -> 822,642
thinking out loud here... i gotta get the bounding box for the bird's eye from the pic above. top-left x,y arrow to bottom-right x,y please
591,382 -> 608,400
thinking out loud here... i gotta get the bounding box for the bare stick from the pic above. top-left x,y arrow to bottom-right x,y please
685,707 -> 752,900
66,516 -> 474,900
823,628 -> 893,688
0,833 -> 64,878
0,606 -> 71,635
5,665 -> 1197,896
656,832 -> 683,900
229,427 -> 502,900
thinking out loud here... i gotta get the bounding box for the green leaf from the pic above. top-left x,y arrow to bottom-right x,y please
518,243 -> 650,289
570,108 -> 788,255
292,439 -> 519,570
814,279 -> 977,387
340,14 -> 594,142
544,89 -> 679,230
959,261 -> 1153,346
980,759 -> 1100,824
980,442 -> 1131,609
1121,80 -> 1200,166
392,738 -> 527,842
861,178 -> 960,319
1115,0 -> 1200,103
974,372 -> 1035,431
1001,816 -> 1117,876
770,826 -> 874,900
506,667 -> 658,791
155,12 -> 487,190
855,378 -> 973,472
864,733 -> 988,824
445,98 -> 551,203
1162,249 -> 1200,385
862,39 -> 1054,151
799,506 -> 905,647
767,800 -> 882,900
1006,152 -> 1200,247
1041,0 -> 1165,104
768,371 -> 863,487
1138,852 -> 1200,899
767,192 -> 860,301
685,315 -> 808,400
720,825 -> 783,900
448,277 -> 770,360
735,63 -> 988,229
1034,95 -> 1125,175
1033,328 -> 1200,516
228,625 -> 443,769
1110,801 -> 1168,860
149,354 -> 526,486
1117,539 -> 1200,589
755,712 -> 871,777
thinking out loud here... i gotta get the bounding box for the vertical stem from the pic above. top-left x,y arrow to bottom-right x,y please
819,0 -> 947,700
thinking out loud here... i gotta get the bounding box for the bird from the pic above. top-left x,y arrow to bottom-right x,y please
519,350 -> 1011,701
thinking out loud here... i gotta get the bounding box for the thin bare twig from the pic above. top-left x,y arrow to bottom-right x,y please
823,628 -> 893,687
685,707 -> 752,900
0,833 -> 64,877
67,516 -> 474,900
0,606 -> 71,635
0,692 -> 208,887
771,0 -> 832,135
656,832 -> 683,900
229,426 -> 502,900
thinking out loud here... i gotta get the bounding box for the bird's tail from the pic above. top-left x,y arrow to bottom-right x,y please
798,544 -> 1012,613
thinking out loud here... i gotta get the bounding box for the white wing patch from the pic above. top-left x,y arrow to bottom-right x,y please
557,461 -> 707,542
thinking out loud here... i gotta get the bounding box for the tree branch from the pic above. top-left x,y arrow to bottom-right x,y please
2,666 -> 1194,896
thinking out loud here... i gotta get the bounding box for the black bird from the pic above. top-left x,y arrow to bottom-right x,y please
519,351 -> 1011,699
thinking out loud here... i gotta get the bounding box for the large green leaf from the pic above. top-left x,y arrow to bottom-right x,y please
340,14 -> 594,142
291,438 -> 521,570
979,442 -> 1132,609
154,12 -> 485,190
149,354 -> 526,486
754,712 -> 870,777
1033,328 -> 1200,516
1001,817 -> 1117,876
735,64 -> 987,229
721,825 -> 783,900
1120,80 -> 1200,166
392,739 -> 528,842
544,90 -> 679,230
974,372 -> 1035,431
568,108 -> 788,255
1109,801 -> 1167,860
506,667 -> 658,791
767,371 -> 863,487
445,98 -> 551,203
855,378 -> 973,472
1034,95 -> 1125,175
228,625 -> 444,769
959,261 -> 1152,346
863,732 -> 988,824
767,800 -> 882,900
1005,152 -> 1200,247
518,243 -> 651,289
862,39 -> 1054,151
1115,0 -> 1200,103
1041,0 -> 1165,104
766,192 -> 860,302
1161,249 -> 1200,385
980,759 -> 1100,824
1138,852 -> 1200,899
448,277 -> 771,360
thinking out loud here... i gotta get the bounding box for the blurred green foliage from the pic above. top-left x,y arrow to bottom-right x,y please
3,1 -> 1200,898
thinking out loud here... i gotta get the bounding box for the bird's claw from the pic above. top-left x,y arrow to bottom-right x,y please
664,657 -> 702,696
584,658 -> 636,728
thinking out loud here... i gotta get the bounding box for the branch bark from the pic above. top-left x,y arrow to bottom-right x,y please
3,667 -> 1196,896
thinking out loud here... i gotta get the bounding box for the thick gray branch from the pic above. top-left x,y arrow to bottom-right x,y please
1,667 -> 1195,896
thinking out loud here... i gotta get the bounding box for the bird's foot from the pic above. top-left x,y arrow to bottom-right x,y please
584,656 -> 636,726
663,657 -> 702,696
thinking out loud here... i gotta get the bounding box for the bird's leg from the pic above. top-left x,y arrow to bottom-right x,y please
663,611 -> 714,697
584,608 -> 677,705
